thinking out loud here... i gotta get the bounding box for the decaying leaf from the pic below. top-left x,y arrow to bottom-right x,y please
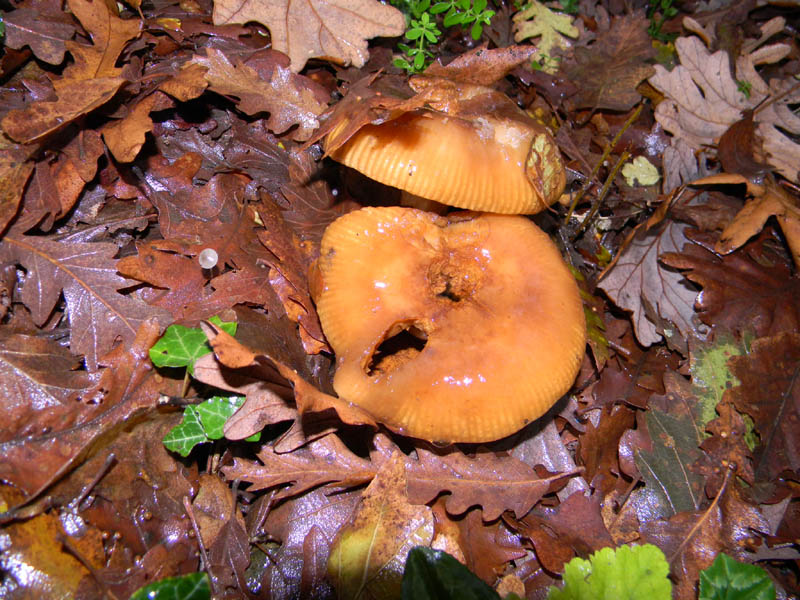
0,234 -> 171,370
422,45 -> 538,87
404,446 -> 579,521
0,320 -> 163,498
0,487 -> 105,597
327,452 -> 434,600
2,0 -> 76,64
634,400 -> 705,516
690,175 -> 800,268
103,91 -> 174,162
512,0 -> 578,73
224,434 -> 375,500
0,156 -> 34,235
0,333 -> 100,442
661,228 -> 800,340
641,483 -> 770,599
212,0 -> 405,73
727,331 -> 800,484
562,14 -> 655,111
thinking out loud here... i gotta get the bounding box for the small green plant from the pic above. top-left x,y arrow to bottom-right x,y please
647,0 -> 678,43
392,0 -> 495,73
547,544 -> 671,599
737,79 -> 753,99
558,0 -> 579,15
395,4 -> 442,73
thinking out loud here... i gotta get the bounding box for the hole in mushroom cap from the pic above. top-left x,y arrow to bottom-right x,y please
366,319 -> 431,376
428,256 -> 481,302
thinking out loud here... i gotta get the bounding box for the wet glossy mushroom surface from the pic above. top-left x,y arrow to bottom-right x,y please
315,206 -> 586,443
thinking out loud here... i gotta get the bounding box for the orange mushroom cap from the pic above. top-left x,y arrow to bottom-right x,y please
315,206 -> 586,443
327,107 -> 566,214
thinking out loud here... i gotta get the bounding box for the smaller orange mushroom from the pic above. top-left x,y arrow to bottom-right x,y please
326,85 -> 566,214
314,206 -> 585,443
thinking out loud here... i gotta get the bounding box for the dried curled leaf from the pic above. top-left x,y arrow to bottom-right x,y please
212,0 -> 405,73
649,36 -> 800,182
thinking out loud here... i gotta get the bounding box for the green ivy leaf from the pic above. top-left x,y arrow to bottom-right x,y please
163,406 -> 206,457
402,547 -> 500,600
149,316 -> 236,375
129,572 -> 210,600
163,396 -> 258,457
196,396 -> 253,440
547,544 -> 671,600
699,553 -> 775,600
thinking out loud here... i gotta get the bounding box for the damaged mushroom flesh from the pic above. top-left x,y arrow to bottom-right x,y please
315,206 -> 586,444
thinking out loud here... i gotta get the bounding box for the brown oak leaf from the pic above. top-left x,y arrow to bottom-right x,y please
598,220 -> 705,349
189,48 -> 327,141
222,434 -> 375,499
0,234 -> 171,370
404,446 -> 580,521
103,91 -> 174,162
212,0 -> 405,73
0,332 -> 100,443
2,0 -> 76,65
641,483 -> 769,599
727,332 -> 800,484
1,0 -> 141,142
0,320 -> 163,498
660,228 -> 800,340
563,14 -> 655,111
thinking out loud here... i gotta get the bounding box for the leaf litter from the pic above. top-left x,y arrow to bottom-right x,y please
0,0 -> 799,598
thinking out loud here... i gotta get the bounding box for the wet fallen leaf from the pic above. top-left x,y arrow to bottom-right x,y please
327,452 -> 434,600
0,486 -> 106,597
405,446 -> 579,521
0,332 -> 100,442
0,320 -> 162,498
103,91 -> 174,162
563,14 -> 655,111
641,483 -> 769,599
2,0 -> 76,64
727,332 -> 800,484
223,434 -> 375,500
598,220 -> 705,349
1,0 -> 141,143
661,228 -> 800,340
0,233 -> 171,370
649,35 -> 800,182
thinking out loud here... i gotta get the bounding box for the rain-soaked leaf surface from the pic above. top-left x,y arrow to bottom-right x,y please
328,452 -> 434,600
1,0 -> 799,597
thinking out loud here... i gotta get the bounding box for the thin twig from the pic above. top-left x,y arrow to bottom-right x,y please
564,103 -> 644,225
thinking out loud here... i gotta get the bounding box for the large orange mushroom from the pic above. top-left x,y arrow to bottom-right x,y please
314,206 -> 585,443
